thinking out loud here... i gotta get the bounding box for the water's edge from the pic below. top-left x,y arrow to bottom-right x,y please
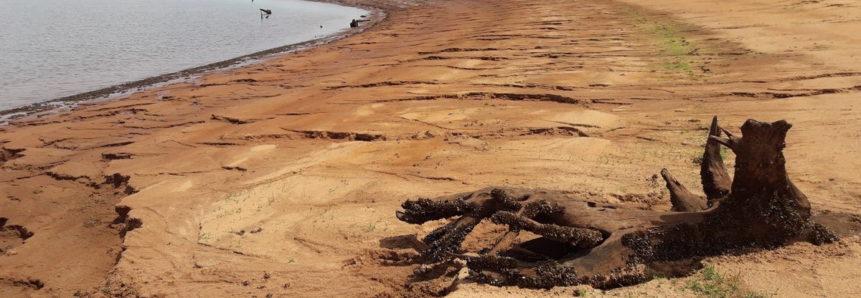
0,0 -> 386,121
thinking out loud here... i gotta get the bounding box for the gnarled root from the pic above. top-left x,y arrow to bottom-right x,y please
395,117 -> 854,290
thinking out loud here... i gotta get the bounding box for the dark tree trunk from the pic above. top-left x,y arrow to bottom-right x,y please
701,116 -> 733,206
395,117 -> 859,290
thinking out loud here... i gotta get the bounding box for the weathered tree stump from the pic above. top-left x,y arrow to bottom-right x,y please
395,117 -> 860,289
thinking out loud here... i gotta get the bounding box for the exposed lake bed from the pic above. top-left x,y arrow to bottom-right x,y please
3,0 -> 861,297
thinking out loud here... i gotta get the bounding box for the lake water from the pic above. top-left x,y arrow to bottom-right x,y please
0,0 -> 366,110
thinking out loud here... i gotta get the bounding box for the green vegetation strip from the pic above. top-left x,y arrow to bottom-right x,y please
620,7 -> 698,77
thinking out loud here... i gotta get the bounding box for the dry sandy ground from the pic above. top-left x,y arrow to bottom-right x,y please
2,0 -> 861,297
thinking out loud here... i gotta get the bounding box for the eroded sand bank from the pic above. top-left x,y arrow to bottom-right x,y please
2,0 -> 861,297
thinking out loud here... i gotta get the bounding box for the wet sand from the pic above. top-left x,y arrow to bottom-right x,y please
2,0 -> 861,297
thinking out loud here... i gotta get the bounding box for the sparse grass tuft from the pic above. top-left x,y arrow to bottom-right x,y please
650,24 -> 696,76
810,43 -> 833,51
682,265 -> 778,298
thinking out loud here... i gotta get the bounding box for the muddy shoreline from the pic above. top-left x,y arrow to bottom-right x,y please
0,1 -> 386,121
2,0 -> 861,297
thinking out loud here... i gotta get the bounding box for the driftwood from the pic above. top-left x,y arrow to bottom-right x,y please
395,117 -> 861,289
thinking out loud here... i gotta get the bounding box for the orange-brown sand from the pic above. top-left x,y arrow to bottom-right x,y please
2,0 -> 861,297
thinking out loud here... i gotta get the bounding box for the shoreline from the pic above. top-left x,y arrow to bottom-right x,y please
0,1 -> 386,122
2,0 -> 861,297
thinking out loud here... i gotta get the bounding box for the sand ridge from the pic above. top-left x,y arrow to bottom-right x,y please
2,0 -> 861,297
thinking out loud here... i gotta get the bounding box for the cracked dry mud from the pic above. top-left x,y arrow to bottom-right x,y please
3,0 -> 861,297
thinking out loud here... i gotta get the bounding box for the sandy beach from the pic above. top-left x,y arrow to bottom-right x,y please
2,0 -> 861,297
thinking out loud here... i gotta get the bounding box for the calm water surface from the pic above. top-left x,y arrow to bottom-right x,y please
0,0 -> 366,109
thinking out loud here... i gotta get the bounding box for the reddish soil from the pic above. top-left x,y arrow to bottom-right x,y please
2,0 -> 861,297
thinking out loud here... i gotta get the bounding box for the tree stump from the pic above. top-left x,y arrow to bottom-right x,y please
395,117 -> 860,289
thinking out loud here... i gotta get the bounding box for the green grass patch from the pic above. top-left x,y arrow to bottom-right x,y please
620,7 -> 698,77
681,265 -> 778,298
651,24 -> 696,76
